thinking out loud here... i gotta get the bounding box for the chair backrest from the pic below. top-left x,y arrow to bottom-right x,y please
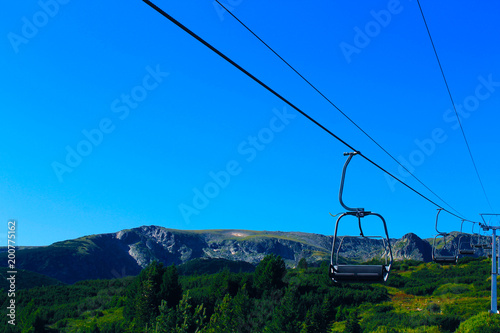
458,232 -> 474,256
432,232 -> 458,265
330,264 -> 388,283
330,212 -> 393,283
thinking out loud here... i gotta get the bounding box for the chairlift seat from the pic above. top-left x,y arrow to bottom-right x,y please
433,256 -> 457,264
330,264 -> 388,283
459,249 -> 474,255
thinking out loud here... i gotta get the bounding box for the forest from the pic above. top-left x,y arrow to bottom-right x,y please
2,255 -> 500,332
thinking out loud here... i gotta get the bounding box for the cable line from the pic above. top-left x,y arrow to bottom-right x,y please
142,0 -> 468,221
214,0 -> 464,219
416,0 -> 495,213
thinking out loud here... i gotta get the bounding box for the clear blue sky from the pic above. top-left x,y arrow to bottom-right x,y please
1,0 -> 499,246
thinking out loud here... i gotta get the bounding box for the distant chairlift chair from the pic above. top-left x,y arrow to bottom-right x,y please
474,224 -> 491,249
329,152 -> 393,283
472,224 -> 486,249
432,209 -> 458,264
482,235 -> 492,250
458,220 -> 475,256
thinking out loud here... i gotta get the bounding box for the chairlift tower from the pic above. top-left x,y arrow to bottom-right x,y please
480,213 -> 500,314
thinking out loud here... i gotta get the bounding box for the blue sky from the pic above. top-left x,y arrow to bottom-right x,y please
1,0 -> 499,246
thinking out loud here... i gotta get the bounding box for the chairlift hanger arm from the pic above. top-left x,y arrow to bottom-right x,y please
435,208 -> 444,234
471,221 -> 477,234
460,219 -> 466,233
338,152 -> 371,237
338,152 -> 368,215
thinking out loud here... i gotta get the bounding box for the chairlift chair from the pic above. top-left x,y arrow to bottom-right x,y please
458,220 -> 475,255
480,218 -> 494,250
475,225 -> 490,249
458,241 -> 474,255
482,227 -> 492,249
329,152 -> 393,283
432,209 -> 458,264
472,224 -> 485,249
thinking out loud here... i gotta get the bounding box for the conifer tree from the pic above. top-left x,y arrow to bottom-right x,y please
254,254 -> 286,294
345,310 -> 361,333
161,264 -> 183,308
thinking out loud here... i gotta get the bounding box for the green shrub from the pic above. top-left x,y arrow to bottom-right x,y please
426,302 -> 441,314
433,283 -> 471,296
456,312 -> 500,332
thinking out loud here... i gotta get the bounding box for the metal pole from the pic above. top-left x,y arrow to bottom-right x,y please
492,228 -> 498,314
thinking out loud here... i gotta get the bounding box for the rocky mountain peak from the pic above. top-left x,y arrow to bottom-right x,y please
393,232 -> 432,262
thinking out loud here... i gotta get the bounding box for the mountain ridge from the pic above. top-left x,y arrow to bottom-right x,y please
0,225 -> 490,284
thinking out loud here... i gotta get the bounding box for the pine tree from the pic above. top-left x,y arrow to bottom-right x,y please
264,286 -> 301,333
232,285 -> 252,333
161,264 -> 183,308
300,303 -> 328,333
298,258 -> 308,270
155,292 -> 206,333
344,310 -> 361,333
135,278 -> 157,326
124,261 -> 168,327
202,294 -> 236,333
254,254 -> 287,294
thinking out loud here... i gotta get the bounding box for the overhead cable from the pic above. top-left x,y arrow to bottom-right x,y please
416,0 -> 495,213
142,0 -> 469,222
214,0 -> 464,219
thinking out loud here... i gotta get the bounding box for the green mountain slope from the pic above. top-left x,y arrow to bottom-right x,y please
0,257 -> 496,333
0,267 -> 63,290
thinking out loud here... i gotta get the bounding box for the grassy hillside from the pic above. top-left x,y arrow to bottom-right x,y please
1,256 -> 497,332
0,267 -> 63,290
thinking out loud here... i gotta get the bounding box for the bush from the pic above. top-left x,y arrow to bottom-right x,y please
456,312 -> 500,332
374,304 -> 394,313
433,283 -> 471,296
426,302 -> 441,314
